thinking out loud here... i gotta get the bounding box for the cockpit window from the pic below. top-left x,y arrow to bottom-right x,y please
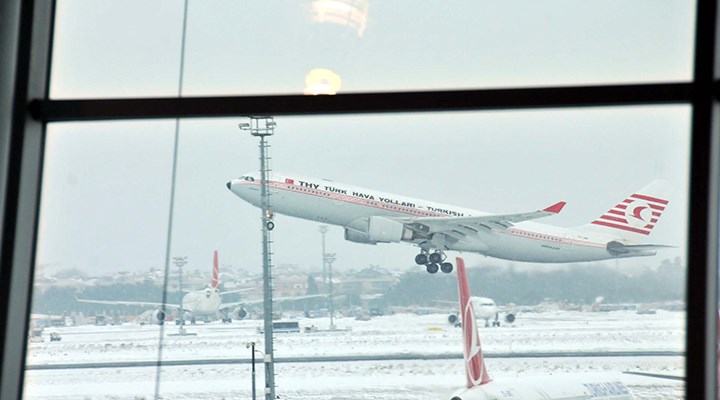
239,176 -> 255,182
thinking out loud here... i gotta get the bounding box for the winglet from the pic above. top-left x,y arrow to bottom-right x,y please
212,250 -> 220,289
457,257 -> 492,387
543,201 -> 566,214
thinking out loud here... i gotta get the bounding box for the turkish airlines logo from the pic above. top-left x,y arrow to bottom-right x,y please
285,178 -> 295,185
592,193 -> 667,235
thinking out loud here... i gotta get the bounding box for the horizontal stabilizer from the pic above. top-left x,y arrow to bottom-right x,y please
606,241 -> 674,256
623,371 -> 684,381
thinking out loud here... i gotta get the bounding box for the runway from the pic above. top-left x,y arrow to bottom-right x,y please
25,350 -> 684,370
23,309 -> 686,399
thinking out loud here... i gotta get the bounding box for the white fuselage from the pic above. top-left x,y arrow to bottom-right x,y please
472,297 -> 498,323
227,173 -> 651,263
181,287 -> 222,317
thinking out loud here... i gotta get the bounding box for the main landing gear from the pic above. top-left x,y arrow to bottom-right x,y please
415,250 -> 453,274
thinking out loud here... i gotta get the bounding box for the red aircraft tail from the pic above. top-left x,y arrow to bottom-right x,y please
457,257 -> 492,387
212,250 -> 219,289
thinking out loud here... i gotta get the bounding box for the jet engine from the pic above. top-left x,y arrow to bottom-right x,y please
367,216 -> 414,242
344,217 -> 415,244
233,307 -> 248,320
153,309 -> 166,325
504,313 -> 516,324
344,228 -> 378,244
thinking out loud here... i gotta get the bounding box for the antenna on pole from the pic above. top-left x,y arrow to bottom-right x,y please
239,116 -> 276,400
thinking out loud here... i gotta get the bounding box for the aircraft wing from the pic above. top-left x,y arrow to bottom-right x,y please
396,201 -> 566,240
75,296 -> 181,310
220,294 -> 328,309
219,288 -> 254,296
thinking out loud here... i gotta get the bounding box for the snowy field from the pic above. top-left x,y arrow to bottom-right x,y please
23,310 -> 686,399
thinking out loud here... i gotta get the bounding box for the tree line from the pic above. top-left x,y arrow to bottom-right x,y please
32,257 -> 684,315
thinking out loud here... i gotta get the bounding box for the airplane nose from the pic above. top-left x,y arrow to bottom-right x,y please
226,180 -> 232,190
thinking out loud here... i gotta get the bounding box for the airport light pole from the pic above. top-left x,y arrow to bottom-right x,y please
318,225 -> 328,286
172,256 -> 188,334
324,252 -> 336,330
239,117 -> 276,400
245,341 -> 260,400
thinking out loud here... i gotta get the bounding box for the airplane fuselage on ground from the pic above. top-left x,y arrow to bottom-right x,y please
181,287 -> 223,317
227,173 -> 669,267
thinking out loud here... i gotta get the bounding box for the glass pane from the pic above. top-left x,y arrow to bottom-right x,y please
50,1 -> 695,98
26,107 -> 687,399
50,0 -> 185,99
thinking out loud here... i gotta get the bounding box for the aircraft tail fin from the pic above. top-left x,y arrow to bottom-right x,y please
582,180 -> 673,242
212,250 -> 219,288
457,257 -> 492,388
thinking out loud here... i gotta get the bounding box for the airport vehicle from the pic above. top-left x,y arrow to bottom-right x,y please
227,173 -> 672,274
258,321 -> 301,333
449,257 -> 634,400
77,251 -> 252,324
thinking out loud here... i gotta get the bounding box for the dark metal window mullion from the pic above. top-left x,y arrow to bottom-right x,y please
31,83 -> 693,122
685,1 -> 720,399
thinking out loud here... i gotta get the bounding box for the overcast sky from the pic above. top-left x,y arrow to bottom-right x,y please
36,1 -> 694,276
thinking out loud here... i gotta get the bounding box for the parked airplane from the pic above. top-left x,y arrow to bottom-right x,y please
450,257 -> 634,400
76,251 -> 251,324
227,173 -> 672,273
446,297 -> 516,328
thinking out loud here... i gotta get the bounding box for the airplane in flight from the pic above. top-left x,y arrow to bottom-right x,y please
450,257 -> 634,400
76,251 -> 252,324
227,173 -> 672,274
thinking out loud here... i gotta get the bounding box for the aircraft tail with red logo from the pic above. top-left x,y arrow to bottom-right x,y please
580,180 -> 674,243
211,250 -> 220,289
456,257 -> 492,388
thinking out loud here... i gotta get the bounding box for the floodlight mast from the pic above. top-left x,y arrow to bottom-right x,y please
318,225 -> 329,285
172,256 -> 188,334
239,116 -> 276,400
324,252 -> 337,330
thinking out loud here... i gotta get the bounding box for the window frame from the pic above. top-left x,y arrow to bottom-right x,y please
1,0 -> 718,399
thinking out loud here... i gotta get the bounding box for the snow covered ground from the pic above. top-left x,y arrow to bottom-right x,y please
23,309 -> 686,399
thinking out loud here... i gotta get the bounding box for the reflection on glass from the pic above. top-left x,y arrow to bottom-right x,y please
304,68 -> 342,94
24,108 -> 688,399
311,0 -> 369,37
50,1 -> 695,98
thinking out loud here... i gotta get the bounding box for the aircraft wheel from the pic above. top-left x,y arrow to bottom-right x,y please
426,263 -> 439,274
414,253 -> 428,265
440,262 -> 453,273
429,252 -> 443,264
266,221 -> 275,231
